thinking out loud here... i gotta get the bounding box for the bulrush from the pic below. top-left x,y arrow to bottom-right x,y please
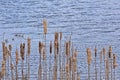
16,49 -> 19,65
39,41 -> 42,54
66,63 -> 69,73
1,60 -> 5,79
66,42 -> 69,56
43,19 -> 47,35
108,46 -> 112,58
113,54 -> 118,69
86,48 -> 92,80
113,54 -> 118,80
86,48 -> 92,65
27,37 -> 31,55
2,42 -> 6,61
100,51 -> 102,80
94,47 -> 97,80
50,41 -> 52,54
103,48 -> 106,59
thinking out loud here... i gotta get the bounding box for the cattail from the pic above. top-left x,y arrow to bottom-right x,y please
1,60 -> 5,77
73,62 -> 77,72
39,41 -> 42,54
27,37 -> 31,55
54,32 -> 59,41
20,43 -> 25,60
66,63 -> 69,73
2,42 -> 5,60
16,49 -> 19,65
108,46 -> 112,58
66,42 -> 69,56
74,49 -> 78,58
50,41 -> 52,54
72,57 -> 76,63
43,48 -> 46,60
43,19 -> 47,34
113,54 -> 118,69
86,48 -> 92,65
8,44 -> 12,51
94,47 -> 97,57
60,32 -> 62,40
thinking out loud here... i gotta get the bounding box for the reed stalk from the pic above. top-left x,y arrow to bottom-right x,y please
100,50 -> 102,80
86,48 -> 92,80
94,47 -> 97,80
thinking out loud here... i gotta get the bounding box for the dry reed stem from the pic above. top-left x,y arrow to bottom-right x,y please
94,47 -> 97,80
100,51 -> 102,80
15,49 -> 19,80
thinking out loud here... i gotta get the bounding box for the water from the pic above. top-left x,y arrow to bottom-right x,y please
0,0 -> 120,79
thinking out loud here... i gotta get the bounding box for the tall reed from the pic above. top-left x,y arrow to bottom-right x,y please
94,47 -> 97,80
27,37 -> 31,80
86,48 -> 92,80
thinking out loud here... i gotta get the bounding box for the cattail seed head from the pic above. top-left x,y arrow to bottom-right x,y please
86,48 -> 92,65
43,48 -> 46,60
72,57 -> 76,62
27,37 -> 31,55
66,63 -> 69,73
16,49 -> 19,65
43,19 -> 47,34
50,41 -> 52,54
54,32 -> 59,41
73,62 -> 77,72
66,42 -> 69,56
108,46 -> 112,58
74,49 -> 78,57
113,54 -> 118,69
94,46 -> 97,57
9,44 -> 12,51
39,41 -> 42,54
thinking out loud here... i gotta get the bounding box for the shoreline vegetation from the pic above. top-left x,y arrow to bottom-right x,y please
0,19 -> 119,80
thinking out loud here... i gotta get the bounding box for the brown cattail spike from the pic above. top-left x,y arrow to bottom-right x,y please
113,54 -> 118,69
27,37 -> 31,55
39,41 -> 42,54
54,32 -> 59,41
16,49 -> 19,65
66,63 -> 69,73
66,42 -> 69,56
86,48 -> 92,65
43,19 -> 47,34
108,46 -> 112,58
94,46 -> 97,57
50,41 -> 52,54
9,44 -> 12,51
